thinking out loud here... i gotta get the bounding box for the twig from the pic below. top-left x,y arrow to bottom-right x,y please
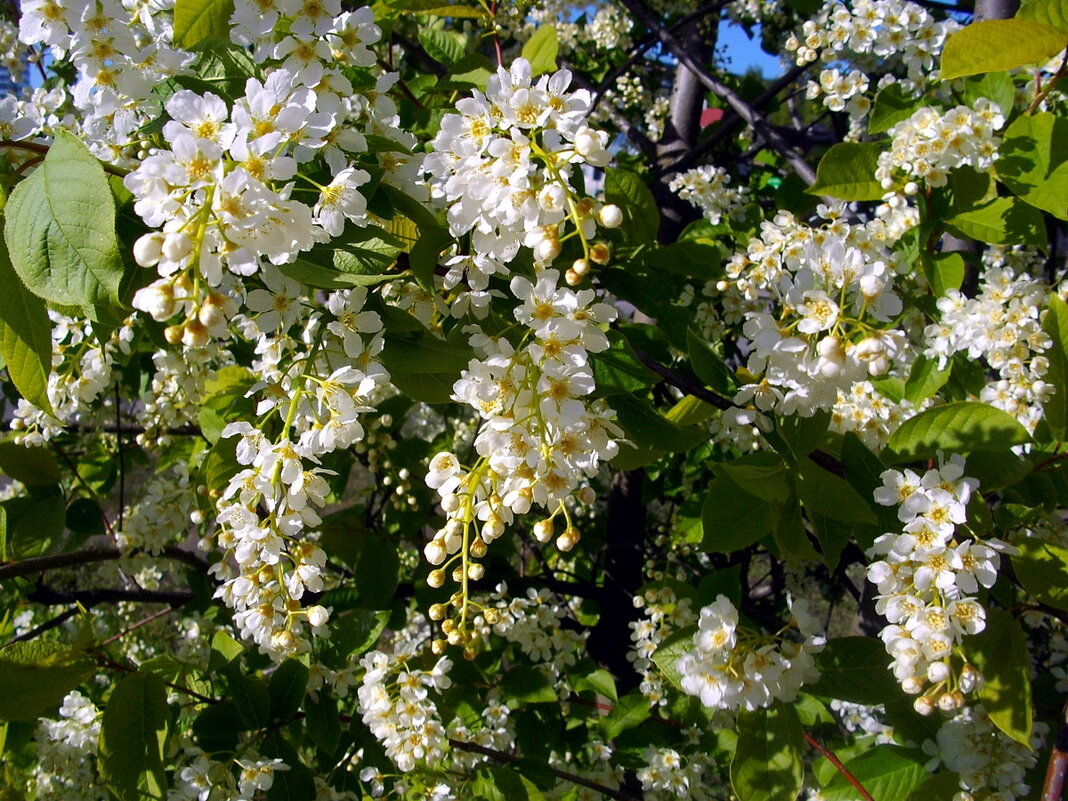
447,738 -> 641,801
0,545 -> 208,581
5,606 -> 81,644
804,732 -> 874,801
628,342 -> 735,411
1043,701 -> 1068,801
28,583 -> 192,608
98,605 -> 178,647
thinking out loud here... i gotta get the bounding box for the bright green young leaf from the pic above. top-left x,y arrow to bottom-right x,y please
922,252 -> 965,297
961,71 -> 1017,117
731,705 -> 804,801
0,641 -> 94,721
600,689 -> 652,739
1041,294 -> 1068,439
969,609 -> 1033,746
701,475 -> 774,553
868,83 -> 925,135
939,19 -> 1068,80
417,5 -> 488,18
590,330 -> 660,397
822,746 -> 927,801
1018,0 -> 1068,33
946,196 -> 1046,247
0,238 -> 53,414
418,27 -> 466,67
996,112 -> 1068,221
98,673 -> 170,801
885,402 -> 1032,463
903,355 -> 951,406
1011,537 -> 1068,610
4,130 -> 124,317
571,667 -> 619,703
604,168 -> 659,245
521,24 -> 558,76
172,0 -> 235,48
806,142 -> 884,201
809,637 -> 899,705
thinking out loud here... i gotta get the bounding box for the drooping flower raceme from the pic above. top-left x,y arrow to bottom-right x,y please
423,270 -> 619,651
675,595 -> 824,712
866,454 -> 1008,713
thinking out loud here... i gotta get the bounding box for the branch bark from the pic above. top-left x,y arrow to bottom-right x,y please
0,545 -> 208,581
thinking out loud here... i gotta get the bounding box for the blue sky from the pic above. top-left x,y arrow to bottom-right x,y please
718,21 -> 784,78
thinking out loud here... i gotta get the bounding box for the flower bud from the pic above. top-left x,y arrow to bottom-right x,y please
306,605 -> 329,628
424,539 -> 447,565
427,569 -> 445,588
181,319 -> 209,348
598,204 -> 623,228
572,258 -> 590,277
535,236 -> 561,263
590,242 -> 611,264
913,695 -> 935,716
164,324 -> 184,345
467,563 -> 484,580
133,233 -> 164,267
162,231 -> 193,263
533,519 -> 554,543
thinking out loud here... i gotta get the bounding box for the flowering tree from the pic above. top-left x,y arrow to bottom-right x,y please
0,0 -> 1066,798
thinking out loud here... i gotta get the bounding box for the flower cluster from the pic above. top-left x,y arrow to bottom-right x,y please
488,585 -> 586,676
32,692 -> 106,801
630,586 -> 697,707
727,213 -> 908,418
830,380 -> 919,451
926,705 -> 1046,801
424,58 -> 621,284
876,100 -> 1004,192
422,270 -> 618,649
924,264 -> 1052,432
636,746 -> 716,801
669,165 -> 747,226
866,455 -> 1006,711
786,0 -> 958,86
357,650 -> 453,773
675,595 -> 824,712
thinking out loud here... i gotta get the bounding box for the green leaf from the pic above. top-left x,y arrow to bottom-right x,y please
939,19 -> 1068,80
304,692 -> 341,754
208,630 -> 243,671
98,673 -> 170,801
600,689 -> 651,739
354,536 -> 399,610
1018,0 -> 1068,33
388,371 -> 456,404
731,705 -> 804,801
922,252 -> 965,297
261,732 -> 316,801
809,637 -> 898,705
0,238 -> 53,414
172,0 -> 235,48
570,667 -> 618,703
0,441 -> 61,485
0,641 -> 94,721
650,625 -> 696,691
325,609 -> 389,663
716,454 -> 791,504
807,142 -> 884,201
885,402 -> 1032,463
192,700 -> 241,755
961,72 -> 1017,117
997,112 -> 1068,221
2,494 -> 66,559
590,330 -> 660,397
609,392 -> 708,453
521,24 -> 558,76
969,608 -> 1033,746
604,168 -> 659,245
687,329 -> 738,396
1042,295 -> 1068,441
868,83 -> 925,135
268,660 -> 308,722
418,27 -> 466,67
1011,537 -> 1068,610
225,672 -> 270,730
472,766 -> 547,801
903,355 -> 951,406
4,130 -> 124,318
701,475 -> 774,553
822,746 -> 927,801
906,771 -> 963,801
500,665 -> 557,707
796,457 -> 876,524
380,327 -> 473,375
946,196 -> 1046,247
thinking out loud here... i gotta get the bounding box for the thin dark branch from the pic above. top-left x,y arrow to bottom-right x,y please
0,545 -> 208,581
629,343 -> 735,411
1043,701 -> 1068,801
448,738 -> 641,801
28,584 -> 193,607
5,606 -> 80,644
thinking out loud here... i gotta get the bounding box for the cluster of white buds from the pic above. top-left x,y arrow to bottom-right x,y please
866,455 -> 1008,713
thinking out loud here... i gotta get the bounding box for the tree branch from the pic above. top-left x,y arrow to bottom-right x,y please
448,738 -> 641,801
804,733 -> 874,801
0,545 -> 208,581
617,0 -> 818,187
1043,701 -> 1068,801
